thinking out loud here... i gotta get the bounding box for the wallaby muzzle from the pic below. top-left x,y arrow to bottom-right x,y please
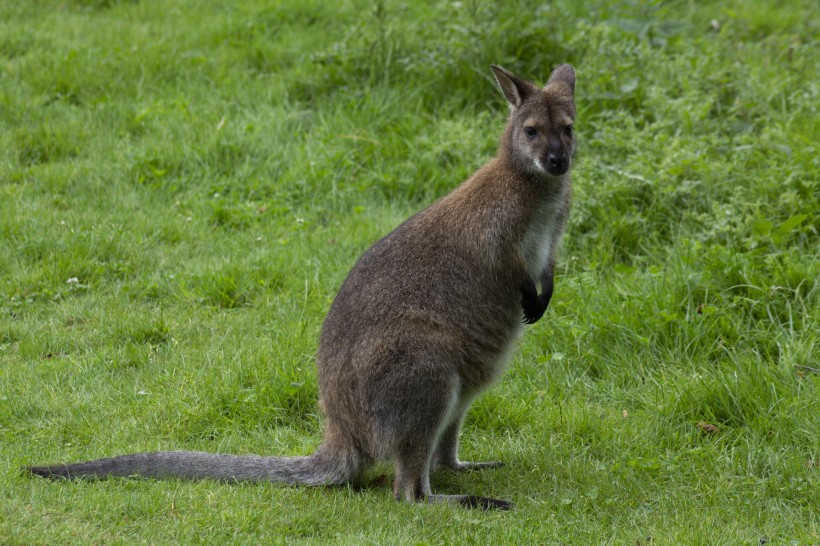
545,153 -> 569,176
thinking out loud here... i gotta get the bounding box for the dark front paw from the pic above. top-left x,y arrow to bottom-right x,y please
521,278 -> 546,324
522,295 -> 547,324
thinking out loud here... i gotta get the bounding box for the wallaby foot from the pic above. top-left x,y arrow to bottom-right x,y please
428,494 -> 513,510
446,461 -> 504,472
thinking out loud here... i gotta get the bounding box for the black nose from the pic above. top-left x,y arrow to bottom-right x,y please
548,153 -> 566,168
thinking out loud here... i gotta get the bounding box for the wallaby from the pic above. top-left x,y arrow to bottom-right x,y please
27,64 -> 577,510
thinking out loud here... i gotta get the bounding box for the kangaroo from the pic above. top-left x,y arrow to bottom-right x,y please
27,64 -> 577,510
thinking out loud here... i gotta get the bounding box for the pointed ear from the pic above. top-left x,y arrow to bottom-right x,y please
546,64 -> 575,96
490,64 -> 534,109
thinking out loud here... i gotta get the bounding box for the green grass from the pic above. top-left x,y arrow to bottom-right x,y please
1,0 -> 817,543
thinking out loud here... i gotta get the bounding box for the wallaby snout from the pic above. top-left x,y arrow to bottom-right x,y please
546,153 -> 568,174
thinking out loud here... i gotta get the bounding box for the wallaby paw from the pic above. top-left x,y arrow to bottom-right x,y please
521,298 -> 546,324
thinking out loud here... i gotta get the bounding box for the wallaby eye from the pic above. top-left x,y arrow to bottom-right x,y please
524,127 -> 538,139
565,125 -> 574,136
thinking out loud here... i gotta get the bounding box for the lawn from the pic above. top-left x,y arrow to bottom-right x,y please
1,0 -> 817,543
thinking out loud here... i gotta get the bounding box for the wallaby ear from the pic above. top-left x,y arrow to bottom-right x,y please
546,64 -> 575,96
490,65 -> 534,109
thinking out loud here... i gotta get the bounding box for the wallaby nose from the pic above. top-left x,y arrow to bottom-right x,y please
547,153 -> 565,167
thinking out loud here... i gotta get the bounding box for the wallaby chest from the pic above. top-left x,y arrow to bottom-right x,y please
520,183 -> 569,280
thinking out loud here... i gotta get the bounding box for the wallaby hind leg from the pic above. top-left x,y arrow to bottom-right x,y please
392,440 -> 434,502
386,389 -> 509,509
391,448 -> 511,509
368,345 -> 510,508
428,416 -> 512,510
433,409 -> 503,472
384,368 -> 455,502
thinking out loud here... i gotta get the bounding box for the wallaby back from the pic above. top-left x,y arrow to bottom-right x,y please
26,64 -> 577,511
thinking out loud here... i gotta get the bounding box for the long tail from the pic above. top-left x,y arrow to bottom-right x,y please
26,446 -> 354,485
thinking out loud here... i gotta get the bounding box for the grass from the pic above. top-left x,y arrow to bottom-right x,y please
1,0 -> 817,543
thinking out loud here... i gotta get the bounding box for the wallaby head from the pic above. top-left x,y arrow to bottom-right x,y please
491,64 -> 576,178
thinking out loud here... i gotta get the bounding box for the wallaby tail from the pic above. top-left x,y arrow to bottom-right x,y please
26,445 -> 356,485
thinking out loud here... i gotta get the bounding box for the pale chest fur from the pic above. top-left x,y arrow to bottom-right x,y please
520,183 -> 569,280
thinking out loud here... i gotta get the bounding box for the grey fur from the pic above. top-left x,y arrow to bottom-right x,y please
27,64 -> 577,510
